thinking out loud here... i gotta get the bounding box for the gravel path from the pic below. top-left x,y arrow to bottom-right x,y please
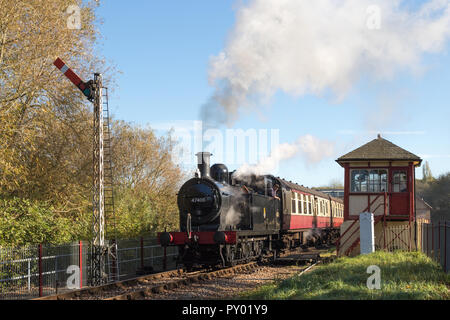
143,264 -> 309,300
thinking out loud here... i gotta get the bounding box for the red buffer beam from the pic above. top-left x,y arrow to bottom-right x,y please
53,57 -> 94,100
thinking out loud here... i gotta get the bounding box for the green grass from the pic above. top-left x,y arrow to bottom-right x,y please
240,251 -> 450,300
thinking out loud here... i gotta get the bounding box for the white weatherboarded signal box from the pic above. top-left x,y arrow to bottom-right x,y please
360,212 -> 375,255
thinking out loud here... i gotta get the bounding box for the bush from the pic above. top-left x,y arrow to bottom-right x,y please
0,197 -> 74,246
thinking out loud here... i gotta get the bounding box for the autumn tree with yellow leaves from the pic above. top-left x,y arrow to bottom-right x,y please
0,0 -> 183,245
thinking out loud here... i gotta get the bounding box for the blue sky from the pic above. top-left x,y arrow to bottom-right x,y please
95,0 -> 450,187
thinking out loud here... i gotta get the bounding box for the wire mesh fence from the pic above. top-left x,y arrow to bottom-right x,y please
113,238 -> 178,281
0,237 -> 178,300
0,242 -> 83,299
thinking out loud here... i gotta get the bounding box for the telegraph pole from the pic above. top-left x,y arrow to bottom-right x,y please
53,58 -> 117,285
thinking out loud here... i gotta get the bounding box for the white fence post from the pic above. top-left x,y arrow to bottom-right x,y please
360,212 -> 375,255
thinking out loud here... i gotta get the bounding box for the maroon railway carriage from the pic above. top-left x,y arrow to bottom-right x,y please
276,178 -> 344,244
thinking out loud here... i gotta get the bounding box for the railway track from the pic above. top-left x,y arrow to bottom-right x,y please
106,262 -> 259,300
34,268 -> 187,300
34,247 -> 335,300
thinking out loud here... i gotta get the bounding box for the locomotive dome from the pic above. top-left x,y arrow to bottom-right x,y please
210,163 -> 229,184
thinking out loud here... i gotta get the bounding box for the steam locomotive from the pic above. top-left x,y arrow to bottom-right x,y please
158,152 -> 343,269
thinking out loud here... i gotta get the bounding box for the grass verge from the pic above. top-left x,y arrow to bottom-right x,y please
240,251 -> 450,300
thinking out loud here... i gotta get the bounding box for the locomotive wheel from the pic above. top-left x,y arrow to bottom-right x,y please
241,242 -> 250,261
254,241 -> 263,258
225,245 -> 237,267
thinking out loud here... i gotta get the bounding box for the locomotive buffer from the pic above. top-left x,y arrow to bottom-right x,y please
53,58 -> 118,286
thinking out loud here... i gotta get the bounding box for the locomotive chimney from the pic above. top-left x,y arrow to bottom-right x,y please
196,152 -> 212,178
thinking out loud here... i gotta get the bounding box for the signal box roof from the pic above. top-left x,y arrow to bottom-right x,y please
336,135 -> 422,167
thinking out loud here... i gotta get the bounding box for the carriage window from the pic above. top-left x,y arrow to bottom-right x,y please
304,195 -> 308,214
306,196 -> 310,214
299,194 -> 304,214
392,170 -> 408,192
291,192 -> 297,213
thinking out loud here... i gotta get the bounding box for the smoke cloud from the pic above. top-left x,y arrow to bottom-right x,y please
203,0 -> 450,125
233,134 -> 335,178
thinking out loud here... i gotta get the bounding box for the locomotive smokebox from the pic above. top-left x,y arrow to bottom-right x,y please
196,152 -> 212,178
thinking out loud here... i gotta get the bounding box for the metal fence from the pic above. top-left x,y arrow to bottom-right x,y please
114,238 -> 178,281
0,238 -> 178,300
418,221 -> 449,273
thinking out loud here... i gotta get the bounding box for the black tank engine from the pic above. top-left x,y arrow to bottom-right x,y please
159,152 -> 340,269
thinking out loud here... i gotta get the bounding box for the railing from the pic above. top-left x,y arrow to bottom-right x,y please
336,218 -> 359,256
0,237 -> 178,300
418,221 -> 449,273
365,192 -> 387,215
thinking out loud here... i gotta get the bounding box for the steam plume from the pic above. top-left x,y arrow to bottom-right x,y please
233,134 -> 334,178
203,0 -> 450,125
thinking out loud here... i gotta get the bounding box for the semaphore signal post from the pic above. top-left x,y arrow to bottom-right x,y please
53,58 -> 117,286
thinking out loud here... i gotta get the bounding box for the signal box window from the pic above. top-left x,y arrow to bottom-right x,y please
392,170 -> 408,192
368,169 -> 387,192
351,170 -> 368,192
351,169 -> 387,193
